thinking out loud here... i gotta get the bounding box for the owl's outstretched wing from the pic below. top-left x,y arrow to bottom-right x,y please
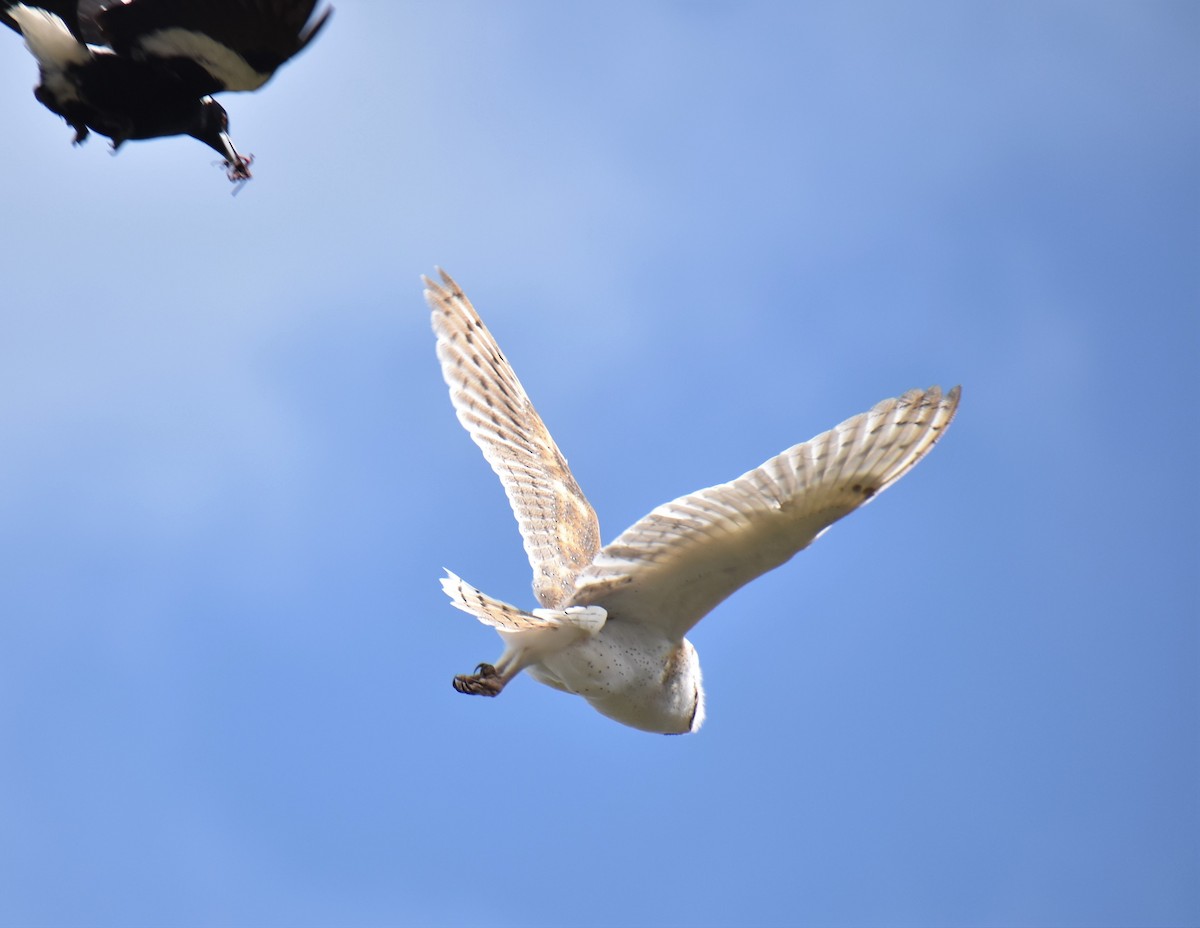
571,385 -> 960,639
426,269 -> 601,610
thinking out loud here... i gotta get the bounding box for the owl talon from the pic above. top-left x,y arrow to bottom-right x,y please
453,663 -> 505,697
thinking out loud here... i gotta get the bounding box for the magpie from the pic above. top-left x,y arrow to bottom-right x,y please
1,0 -> 332,181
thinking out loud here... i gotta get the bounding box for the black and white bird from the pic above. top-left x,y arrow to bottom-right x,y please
1,0 -> 332,181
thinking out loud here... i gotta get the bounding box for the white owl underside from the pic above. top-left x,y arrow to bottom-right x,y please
441,570 -> 704,733
427,269 -> 960,734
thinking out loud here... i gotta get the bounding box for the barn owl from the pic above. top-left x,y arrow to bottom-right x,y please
426,269 -> 959,734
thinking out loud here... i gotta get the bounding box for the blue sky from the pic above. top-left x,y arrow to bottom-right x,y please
0,2 -> 1196,926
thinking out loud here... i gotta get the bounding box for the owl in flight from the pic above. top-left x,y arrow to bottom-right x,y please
426,270 -> 960,734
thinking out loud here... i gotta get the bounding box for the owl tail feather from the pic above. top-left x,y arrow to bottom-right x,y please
440,570 -> 606,634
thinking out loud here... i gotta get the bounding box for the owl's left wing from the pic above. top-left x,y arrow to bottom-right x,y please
426,269 -> 601,610
571,386 -> 960,640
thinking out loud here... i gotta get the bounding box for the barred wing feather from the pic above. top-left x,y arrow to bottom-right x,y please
571,386 -> 960,639
426,270 -> 602,610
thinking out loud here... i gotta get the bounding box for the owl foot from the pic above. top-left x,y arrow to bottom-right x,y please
453,663 -> 505,697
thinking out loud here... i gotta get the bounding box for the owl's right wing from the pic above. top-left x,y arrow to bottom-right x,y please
426,269 -> 602,610
572,386 -> 960,640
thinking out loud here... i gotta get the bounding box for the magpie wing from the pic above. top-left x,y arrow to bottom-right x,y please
97,0 -> 331,93
2,1 -> 105,42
